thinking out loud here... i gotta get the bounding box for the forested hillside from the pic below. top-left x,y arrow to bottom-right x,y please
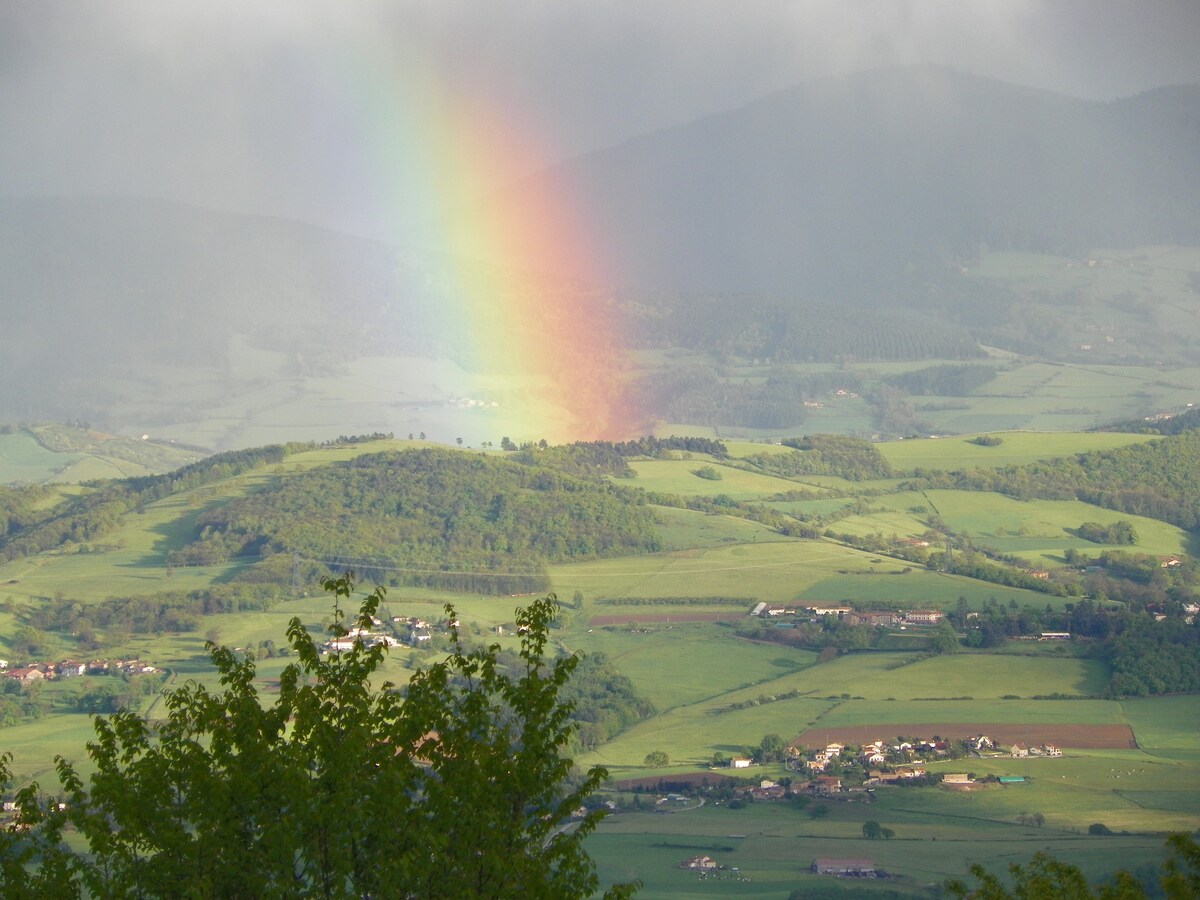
169,449 -> 662,593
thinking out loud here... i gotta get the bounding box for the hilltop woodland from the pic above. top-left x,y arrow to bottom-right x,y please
166,449 -> 661,593
0,578 -> 637,899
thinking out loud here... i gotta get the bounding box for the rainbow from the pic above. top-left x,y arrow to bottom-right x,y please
343,53 -> 639,444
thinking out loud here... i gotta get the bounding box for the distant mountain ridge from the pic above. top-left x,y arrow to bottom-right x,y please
3,66 -> 1199,437
495,65 -> 1200,295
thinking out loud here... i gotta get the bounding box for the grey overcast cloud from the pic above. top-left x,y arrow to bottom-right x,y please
2,0 -> 1199,241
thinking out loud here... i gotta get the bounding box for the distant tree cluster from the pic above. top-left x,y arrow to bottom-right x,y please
884,363 -> 999,396
1101,406 -> 1200,436
510,437 -> 728,480
749,434 -> 895,480
20,584 -> 285,647
1076,520 -> 1137,545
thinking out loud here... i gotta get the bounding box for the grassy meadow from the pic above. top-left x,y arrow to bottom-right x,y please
876,431 -> 1158,472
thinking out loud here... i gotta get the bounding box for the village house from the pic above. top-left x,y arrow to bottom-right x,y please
858,742 -> 887,766
1010,743 -> 1029,758
904,609 -> 944,624
5,666 -> 44,682
1043,744 -> 1062,757
729,757 -> 752,769
809,775 -> 842,795
680,855 -> 719,870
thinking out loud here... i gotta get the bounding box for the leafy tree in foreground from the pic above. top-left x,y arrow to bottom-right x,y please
945,833 -> 1200,899
0,575 -> 636,899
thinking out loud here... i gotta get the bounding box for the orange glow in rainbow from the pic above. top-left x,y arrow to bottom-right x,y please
349,55 -> 639,443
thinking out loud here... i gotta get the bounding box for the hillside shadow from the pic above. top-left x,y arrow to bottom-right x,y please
123,494 -> 231,569
1184,532 -> 1200,558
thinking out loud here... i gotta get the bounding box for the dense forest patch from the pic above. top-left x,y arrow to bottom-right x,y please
168,449 -> 662,594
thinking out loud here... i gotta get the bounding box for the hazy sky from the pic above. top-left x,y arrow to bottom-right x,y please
3,0 -> 1199,240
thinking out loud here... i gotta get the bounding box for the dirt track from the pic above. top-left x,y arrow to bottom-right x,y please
793,723 -> 1136,750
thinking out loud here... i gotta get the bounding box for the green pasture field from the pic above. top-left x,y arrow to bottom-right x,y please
828,487 -> 1194,566
624,460 -> 807,500
776,652 -> 1108,702
764,498 -> 854,519
652,506 -> 796,552
549,540 -> 1040,609
0,426 -> 205,486
0,431 -> 82,483
911,749 -> 1200,833
587,801 -> 1172,898
876,431 -> 1158,473
823,508 -> 930,542
793,569 -> 1055,610
813,698 -> 1126,730
923,490 -> 1191,562
568,624 -> 816,712
721,441 -> 795,460
1120,695 -> 1200,761
0,712 -> 110,786
578,693 -> 837,771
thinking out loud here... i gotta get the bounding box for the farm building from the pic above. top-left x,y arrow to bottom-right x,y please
812,858 -> 876,876
904,609 -> 944,624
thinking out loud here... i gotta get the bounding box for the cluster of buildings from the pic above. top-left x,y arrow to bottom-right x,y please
1,658 -> 161,683
320,614 -> 455,654
790,732 -> 1063,779
749,603 -> 944,626
321,622 -> 404,654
